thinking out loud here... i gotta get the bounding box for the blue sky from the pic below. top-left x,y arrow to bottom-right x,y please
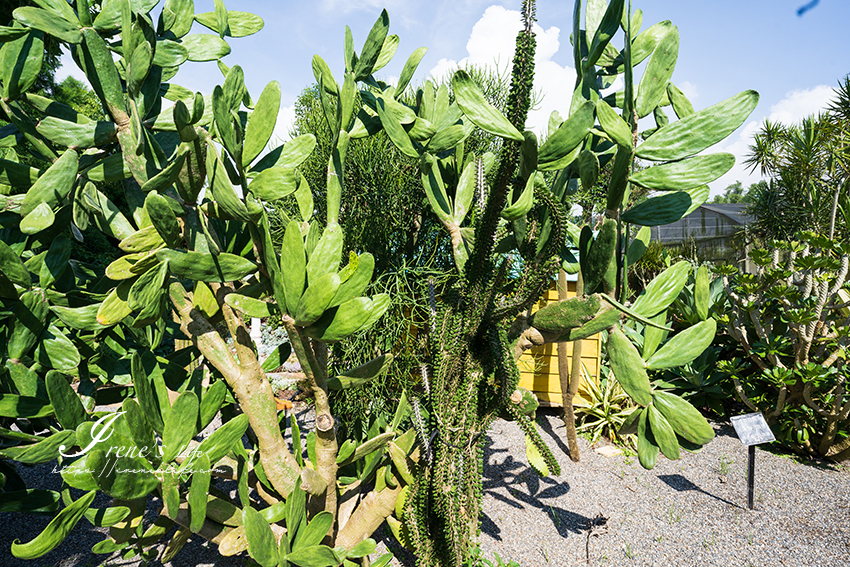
59,0 -> 850,196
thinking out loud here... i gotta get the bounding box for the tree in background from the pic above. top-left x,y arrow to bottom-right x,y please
745,76 -> 850,241
53,75 -> 105,119
710,179 -> 759,204
565,157 -> 650,226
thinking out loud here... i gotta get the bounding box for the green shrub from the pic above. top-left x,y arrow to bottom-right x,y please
719,232 -> 850,460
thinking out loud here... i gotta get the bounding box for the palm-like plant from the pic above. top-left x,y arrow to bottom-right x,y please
745,77 -> 850,240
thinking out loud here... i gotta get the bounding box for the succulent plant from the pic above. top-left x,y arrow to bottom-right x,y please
346,1 -> 757,564
721,232 -> 850,460
0,2 -> 421,564
0,1 -> 758,566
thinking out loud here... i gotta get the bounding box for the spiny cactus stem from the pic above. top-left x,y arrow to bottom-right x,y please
420,364 -> 432,395
468,151 -> 516,288
433,428 -> 485,450
475,156 -> 486,212
467,12 -> 537,293
416,429 -> 435,466
522,0 -> 536,32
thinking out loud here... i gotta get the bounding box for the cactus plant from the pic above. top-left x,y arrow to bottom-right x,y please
0,1 -> 758,566
350,1 -> 757,564
0,2 -> 421,564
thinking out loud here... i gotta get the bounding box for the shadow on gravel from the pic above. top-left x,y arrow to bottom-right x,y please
481,439 -> 590,539
372,524 -> 416,567
658,473 -> 742,509
534,410 -> 573,459
713,422 -> 739,439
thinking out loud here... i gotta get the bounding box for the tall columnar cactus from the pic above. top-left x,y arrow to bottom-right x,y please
0,2 -> 425,564
353,1 -> 758,565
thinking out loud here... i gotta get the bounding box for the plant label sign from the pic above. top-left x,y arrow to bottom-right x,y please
730,412 -> 775,446
730,412 -> 775,510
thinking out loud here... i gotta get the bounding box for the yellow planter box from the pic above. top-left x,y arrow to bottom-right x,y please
517,282 -> 602,407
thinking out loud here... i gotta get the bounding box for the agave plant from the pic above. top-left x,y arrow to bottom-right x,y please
574,364 -> 637,447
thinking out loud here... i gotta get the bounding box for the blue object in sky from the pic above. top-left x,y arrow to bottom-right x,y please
797,0 -> 820,16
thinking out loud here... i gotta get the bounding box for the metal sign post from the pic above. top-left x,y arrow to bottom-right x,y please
730,412 -> 775,510
746,445 -> 755,509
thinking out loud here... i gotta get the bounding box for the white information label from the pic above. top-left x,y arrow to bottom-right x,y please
731,412 -> 775,446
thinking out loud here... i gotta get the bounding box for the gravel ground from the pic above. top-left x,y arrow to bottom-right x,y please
474,412 -> 849,567
1,410 -> 847,567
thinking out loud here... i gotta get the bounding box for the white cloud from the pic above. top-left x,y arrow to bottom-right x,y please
678,81 -> 699,101
764,85 -> 834,125
429,57 -> 459,82
712,85 -> 835,195
428,5 -> 576,136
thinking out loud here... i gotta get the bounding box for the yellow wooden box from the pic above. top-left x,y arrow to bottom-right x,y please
517,281 -> 602,407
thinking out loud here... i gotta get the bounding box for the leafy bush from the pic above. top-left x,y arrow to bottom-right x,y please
719,232 -> 850,460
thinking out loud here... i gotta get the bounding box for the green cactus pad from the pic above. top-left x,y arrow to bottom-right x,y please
637,407 -> 659,469
156,249 -> 257,282
629,153 -> 734,191
645,318 -> 716,369
531,295 -> 601,333
607,327 -> 652,406
647,404 -> 680,460
652,390 -> 714,445
636,90 -> 759,161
